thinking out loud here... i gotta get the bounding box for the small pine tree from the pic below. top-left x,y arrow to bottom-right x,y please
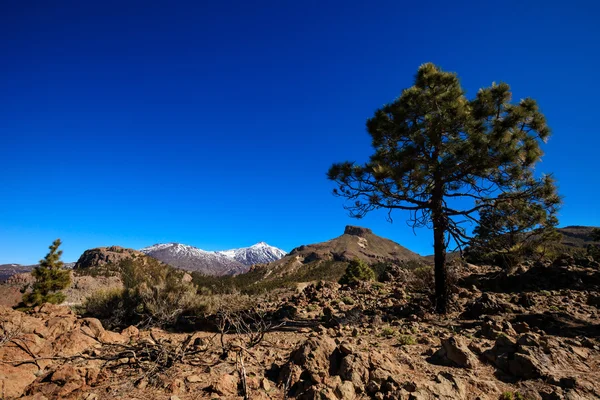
23,239 -> 71,306
587,228 -> 600,261
339,258 -> 376,285
468,190 -> 561,268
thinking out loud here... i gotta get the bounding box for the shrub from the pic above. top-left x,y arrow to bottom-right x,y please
500,392 -> 530,400
82,288 -> 129,328
380,326 -> 395,337
82,257 -> 202,329
411,266 -> 434,292
339,259 -> 375,285
398,334 -> 416,346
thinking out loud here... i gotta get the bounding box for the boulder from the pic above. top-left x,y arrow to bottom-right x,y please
432,336 -> 478,368
208,374 -> 238,396
460,293 -> 511,319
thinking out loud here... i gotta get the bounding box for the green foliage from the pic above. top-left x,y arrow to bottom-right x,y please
398,334 -> 416,346
192,260 -> 349,296
82,257 -> 202,329
339,259 -> 376,285
467,190 -> 561,268
587,228 -> 600,261
499,392 -> 530,400
588,245 -> 600,262
22,239 -> 71,307
370,262 -> 393,281
328,63 -> 558,313
341,296 -> 355,305
380,326 -> 395,337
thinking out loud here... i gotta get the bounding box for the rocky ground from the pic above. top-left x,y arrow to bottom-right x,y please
1,256 -> 600,400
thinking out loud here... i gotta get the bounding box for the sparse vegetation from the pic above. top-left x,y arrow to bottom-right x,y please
83,257 -> 202,329
500,392 -> 531,400
380,326 -> 395,337
587,228 -> 600,261
398,334 -> 416,346
192,260 -> 350,295
22,239 -> 71,307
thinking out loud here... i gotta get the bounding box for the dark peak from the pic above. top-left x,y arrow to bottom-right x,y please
344,225 -> 372,237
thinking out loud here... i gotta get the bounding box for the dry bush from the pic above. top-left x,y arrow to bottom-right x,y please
0,316 -> 24,347
409,262 -> 460,295
82,258 -> 204,329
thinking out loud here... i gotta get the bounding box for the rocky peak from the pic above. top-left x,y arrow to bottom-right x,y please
344,225 -> 372,237
74,246 -> 145,269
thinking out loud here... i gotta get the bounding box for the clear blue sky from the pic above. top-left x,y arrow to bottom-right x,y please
1,1 -> 599,264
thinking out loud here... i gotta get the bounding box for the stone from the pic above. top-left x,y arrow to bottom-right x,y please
186,374 -> 202,383
209,374 -> 238,396
167,378 -> 185,394
461,293 -> 511,319
335,380 -> 356,399
434,336 -> 478,368
338,355 -> 369,391
339,341 -> 354,355
121,325 -> 140,338
261,377 -> 271,391
51,365 -> 81,384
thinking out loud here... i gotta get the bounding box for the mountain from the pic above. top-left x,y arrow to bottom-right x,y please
0,262 -> 75,283
217,242 -> 287,266
287,225 -> 421,264
140,242 -> 286,276
556,226 -> 600,249
423,225 -> 600,261
248,225 -> 423,281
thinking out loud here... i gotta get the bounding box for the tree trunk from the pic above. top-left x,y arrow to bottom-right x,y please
433,218 -> 448,313
432,177 -> 448,314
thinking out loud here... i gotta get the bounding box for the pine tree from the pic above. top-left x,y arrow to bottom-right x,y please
468,191 -> 561,268
339,258 -> 376,285
587,228 -> 600,261
23,239 -> 71,306
328,63 -> 558,313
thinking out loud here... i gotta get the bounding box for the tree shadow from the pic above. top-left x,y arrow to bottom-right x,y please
511,311 -> 600,338
460,264 -> 600,293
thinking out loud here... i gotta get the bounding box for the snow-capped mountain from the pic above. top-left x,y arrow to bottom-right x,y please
140,242 -> 286,276
217,242 -> 287,266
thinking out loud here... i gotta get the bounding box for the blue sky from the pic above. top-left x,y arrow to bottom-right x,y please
1,0 -> 599,264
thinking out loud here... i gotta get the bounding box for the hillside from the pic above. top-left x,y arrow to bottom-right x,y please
557,225 -> 600,249
192,225 -> 425,294
0,263 -> 75,283
422,225 -> 600,262
259,225 -> 422,278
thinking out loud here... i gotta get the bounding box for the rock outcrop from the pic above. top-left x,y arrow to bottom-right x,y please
0,304 -> 133,399
74,246 -> 145,269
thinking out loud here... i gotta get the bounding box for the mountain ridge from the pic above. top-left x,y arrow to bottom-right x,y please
140,241 -> 286,276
